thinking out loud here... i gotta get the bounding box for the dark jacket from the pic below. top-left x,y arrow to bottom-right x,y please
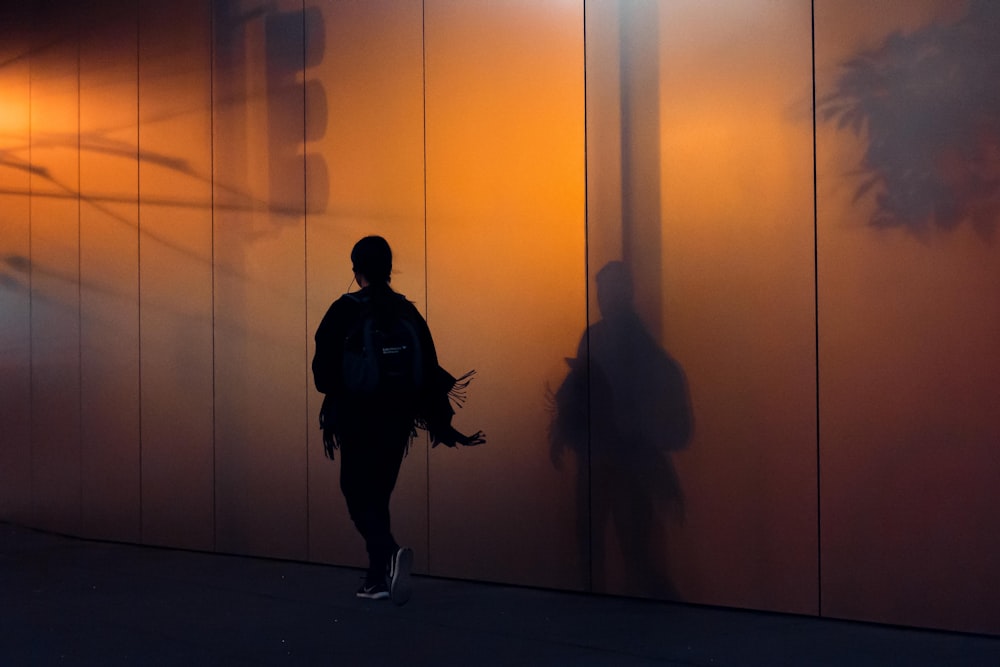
312,284 -> 460,450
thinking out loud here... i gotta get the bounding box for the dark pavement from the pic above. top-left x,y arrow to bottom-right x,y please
2,523 -> 998,666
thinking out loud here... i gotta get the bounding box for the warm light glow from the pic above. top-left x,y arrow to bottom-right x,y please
1,100 -> 19,132
1,0 -> 998,637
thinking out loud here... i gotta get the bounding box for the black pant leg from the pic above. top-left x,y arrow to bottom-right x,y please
338,418 -> 410,576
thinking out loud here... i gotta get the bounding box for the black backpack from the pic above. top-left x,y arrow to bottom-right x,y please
342,293 -> 423,397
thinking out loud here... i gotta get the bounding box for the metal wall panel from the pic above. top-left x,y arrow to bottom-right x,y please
78,0 -> 141,543
303,0 -> 429,571
211,0 -> 308,559
584,0 -> 818,611
0,3 -> 33,523
659,0 -> 818,614
424,0 -> 588,589
137,0 -> 216,550
28,3 -> 83,536
816,0 -> 1000,634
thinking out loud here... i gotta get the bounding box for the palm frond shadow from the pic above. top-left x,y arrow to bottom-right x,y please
819,0 -> 1000,239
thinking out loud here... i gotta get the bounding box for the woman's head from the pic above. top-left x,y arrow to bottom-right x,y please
351,235 -> 393,285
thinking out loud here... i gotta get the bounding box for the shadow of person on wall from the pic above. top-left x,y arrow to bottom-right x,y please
549,261 -> 692,599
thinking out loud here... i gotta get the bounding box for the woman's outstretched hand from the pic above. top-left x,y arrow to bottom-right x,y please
433,426 -> 486,448
458,430 -> 486,447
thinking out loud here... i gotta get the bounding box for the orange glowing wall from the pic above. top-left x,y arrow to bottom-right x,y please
0,3 -> 33,530
137,0 -> 215,551
26,2 -> 84,538
423,0 -> 586,588
304,0 -> 428,571
79,0 -> 142,542
815,0 -> 1000,634
1,0 -> 998,636
583,0 -> 818,613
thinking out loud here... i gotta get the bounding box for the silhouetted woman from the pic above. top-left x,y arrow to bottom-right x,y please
312,235 -> 484,604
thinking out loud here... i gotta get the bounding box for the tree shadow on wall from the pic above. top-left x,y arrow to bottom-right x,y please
819,0 -> 1000,239
548,262 -> 692,599
0,3 -> 328,230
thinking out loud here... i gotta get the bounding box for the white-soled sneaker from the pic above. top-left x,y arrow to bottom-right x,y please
388,547 -> 413,605
356,578 -> 389,600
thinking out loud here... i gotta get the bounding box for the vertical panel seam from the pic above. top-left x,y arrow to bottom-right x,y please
811,0 -> 823,618
301,0 -> 311,560
136,0 -> 143,544
77,12 -> 84,529
135,0 -> 145,544
27,3 -> 34,525
210,0 -> 218,553
582,0 -> 593,594
421,0 -> 432,575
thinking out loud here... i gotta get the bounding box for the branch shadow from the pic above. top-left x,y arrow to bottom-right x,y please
819,0 -> 1000,239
